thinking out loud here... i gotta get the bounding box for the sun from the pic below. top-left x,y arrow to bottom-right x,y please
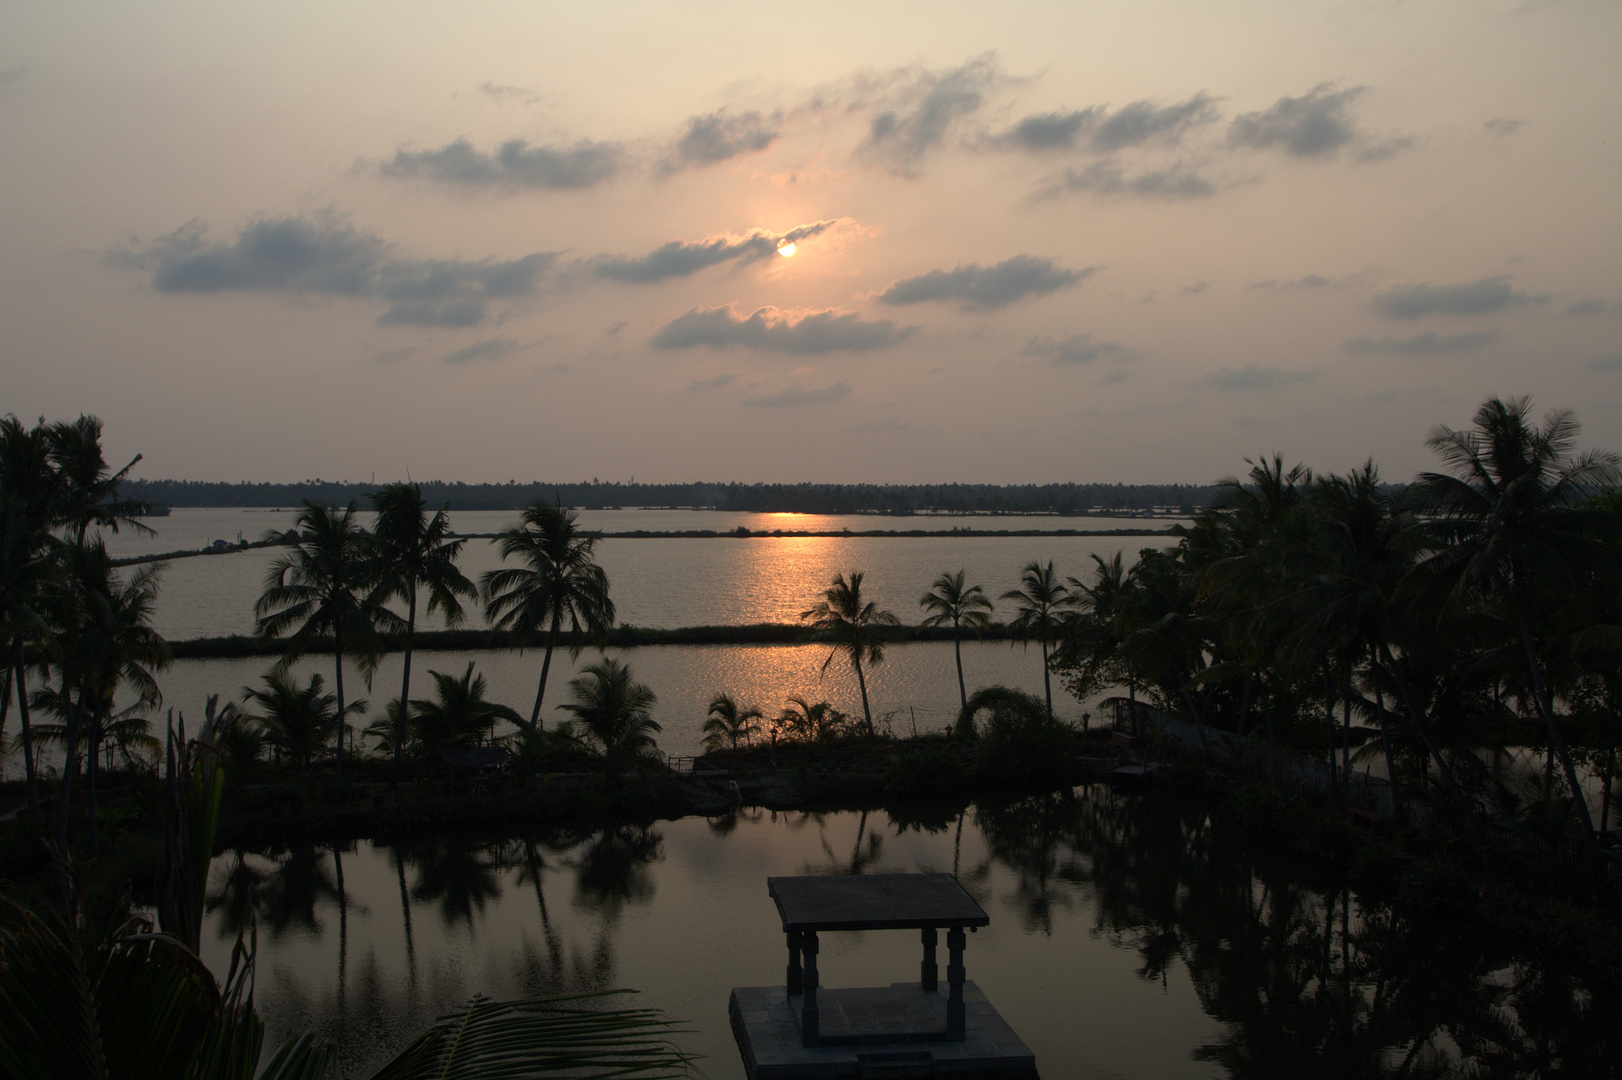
776,239 -> 796,257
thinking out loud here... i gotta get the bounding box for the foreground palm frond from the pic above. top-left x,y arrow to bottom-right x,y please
369,992 -> 699,1080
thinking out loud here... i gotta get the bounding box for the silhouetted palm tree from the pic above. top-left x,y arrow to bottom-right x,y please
255,501 -> 398,785
1003,560 -> 1074,722
920,569 -> 994,713
242,670 -> 363,772
408,662 -> 523,755
557,658 -> 661,775
702,692 -> 763,752
367,482 -> 476,778
1414,396 -> 1622,838
800,570 -> 899,736
483,503 -> 615,731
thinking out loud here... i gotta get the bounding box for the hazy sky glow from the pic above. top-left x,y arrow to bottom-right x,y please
4,1 -> 1619,485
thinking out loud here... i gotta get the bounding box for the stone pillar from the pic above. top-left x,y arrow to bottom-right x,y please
920,927 -> 938,991
801,931 -> 820,1046
786,931 -> 803,1000
946,927 -> 966,1041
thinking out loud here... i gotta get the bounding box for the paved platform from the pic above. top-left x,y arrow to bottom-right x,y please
730,982 -> 1038,1078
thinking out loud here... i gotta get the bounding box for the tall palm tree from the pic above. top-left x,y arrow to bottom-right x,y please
702,692 -> 763,752
38,542 -> 168,852
0,492 -> 52,817
1414,396 -> 1622,839
255,501 -> 398,786
42,415 -> 153,546
368,483 -> 476,777
919,569 -> 994,714
482,503 -> 615,731
556,658 -> 661,775
1003,560 -> 1074,722
800,570 -> 900,736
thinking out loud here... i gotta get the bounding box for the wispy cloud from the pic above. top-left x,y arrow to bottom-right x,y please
442,337 -> 519,364
1346,331 -> 1498,354
876,255 -> 1094,310
1228,84 -> 1408,162
660,109 -> 780,173
856,55 -> 1008,174
1568,298 -> 1618,315
992,93 -> 1218,153
1023,333 -> 1133,365
1034,160 -> 1217,200
1483,118 -> 1522,137
379,137 -> 627,189
109,213 -> 555,326
683,372 -> 738,391
1588,353 -> 1622,372
1204,363 -> 1319,391
479,82 -> 544,105
1372,275 -> 1542,319
651,305 -> 916,353
744,382 -> 852,407
593,220 -> 846,283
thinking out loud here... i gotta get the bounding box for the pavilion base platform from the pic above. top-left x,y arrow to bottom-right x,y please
730,982 -> 1037,1079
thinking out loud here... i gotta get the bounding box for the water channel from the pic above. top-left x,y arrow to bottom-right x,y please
201,791 -> 1617,1079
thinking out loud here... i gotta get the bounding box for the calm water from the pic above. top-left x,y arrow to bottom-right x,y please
4,508 -> 1177,778
201,792 -> 1618,1079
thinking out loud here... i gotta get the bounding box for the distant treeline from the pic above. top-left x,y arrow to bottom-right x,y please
123,479 -> 1224,514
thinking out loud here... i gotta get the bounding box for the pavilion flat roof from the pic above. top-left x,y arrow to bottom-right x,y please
767,873 -> 989,932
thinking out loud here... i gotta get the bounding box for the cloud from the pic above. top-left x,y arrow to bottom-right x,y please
479,82 -> 543,105
379,137 -> 626,189
1246,273 -> 1336,290
594,220 -> 844,283
683,373 -> 738,391
744,382 -> 852,407
856,55 -> 1006,173
1182,281 -> 1212,295
0,65 -> 23,90
994,108 -> 1099,151
441,337 -> 519,364
660,109 -> 780,173
1204,363 -> 1318,391
1035,160 -> 1217,200
111,213 -> 555,326
1568,298 -> 1617,315
1345,331 -> 1499,354
1589,353 -> 1622,372
1227,84 -> 1405,161
651,305 -> 916,353
876,255 -> 1093,310
991,94 -> 1218,154
1372,275 -> 1541,319
1484,118 -> 1522,137
1023,333 -> 1133,365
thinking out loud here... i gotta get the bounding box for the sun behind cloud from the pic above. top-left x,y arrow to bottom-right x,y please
777,239 -> 796,257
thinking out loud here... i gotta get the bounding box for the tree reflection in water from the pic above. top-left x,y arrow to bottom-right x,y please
972,784 -> 1622,1078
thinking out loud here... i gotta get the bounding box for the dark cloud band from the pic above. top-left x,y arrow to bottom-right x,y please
651,305 -> 915,353
380,137 -> 626,189
876,255 -> 1093,310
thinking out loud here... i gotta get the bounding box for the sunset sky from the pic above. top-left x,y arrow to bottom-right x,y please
4,0 -> 1619,486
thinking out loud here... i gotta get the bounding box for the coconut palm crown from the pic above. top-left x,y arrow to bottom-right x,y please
482,503 -> 615,731
800,570 -> 899,737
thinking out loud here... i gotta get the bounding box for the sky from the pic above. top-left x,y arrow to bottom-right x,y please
3,0 -> 1620,487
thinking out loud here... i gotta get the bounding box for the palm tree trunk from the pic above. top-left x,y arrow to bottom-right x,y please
11,636 -> 40,818
1371,645 -> 1401,817
56,677 -> 88,850
531,612 -> 560,730
86,705 -> 101,856
952,621 -> 967,714
1379,643 -> 1479,840
395,583 -> 417,784
1513,599 -> 1597,839
854,656 -> 874,736
332,624 -> 346,788
1039,634 -> 1053,723
395,846 -> 417,989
